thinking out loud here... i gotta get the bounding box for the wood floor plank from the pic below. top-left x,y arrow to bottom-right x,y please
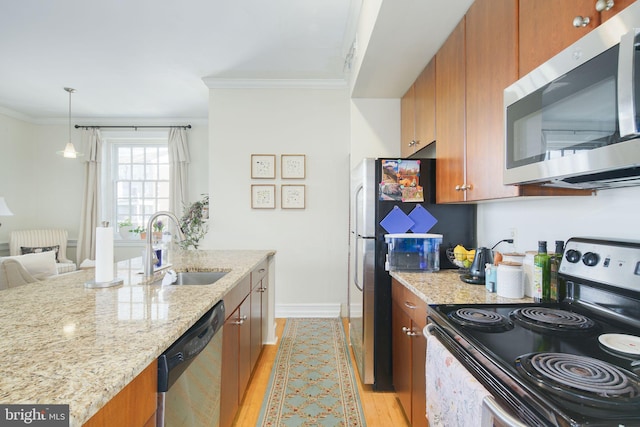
234,318 -> 411,427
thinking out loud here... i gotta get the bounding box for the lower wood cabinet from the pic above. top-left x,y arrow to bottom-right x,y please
392,279 -> 427,427
220,261 -> 268,427
83,360 -> 157,427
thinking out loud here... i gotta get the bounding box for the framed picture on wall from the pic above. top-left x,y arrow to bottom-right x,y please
281,154 -> 306,179
251,185 -> 276,209
251,154 -> 276,179
282,184 -> 305,209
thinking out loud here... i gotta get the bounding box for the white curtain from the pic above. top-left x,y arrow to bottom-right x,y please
168,127 -> 190,216
76,128 -> 102,263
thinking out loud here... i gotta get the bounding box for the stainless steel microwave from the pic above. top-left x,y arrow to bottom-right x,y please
504,2 -> 640,190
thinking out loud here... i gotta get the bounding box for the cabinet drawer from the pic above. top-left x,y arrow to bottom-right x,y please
251,260 -> 268,290
223,276 -> 251,319
392,279 -> 427,325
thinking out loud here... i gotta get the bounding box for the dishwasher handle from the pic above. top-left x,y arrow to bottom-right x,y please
157,300 -> 225,392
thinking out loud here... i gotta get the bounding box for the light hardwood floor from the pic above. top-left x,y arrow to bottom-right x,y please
233,318 -> 411,427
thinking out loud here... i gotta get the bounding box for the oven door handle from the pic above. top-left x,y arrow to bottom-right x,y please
481,396 -> 528,427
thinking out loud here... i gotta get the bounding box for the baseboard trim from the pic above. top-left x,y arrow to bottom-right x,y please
275,303 -> 341,318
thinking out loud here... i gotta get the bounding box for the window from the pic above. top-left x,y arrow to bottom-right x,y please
103,135 -> 169,233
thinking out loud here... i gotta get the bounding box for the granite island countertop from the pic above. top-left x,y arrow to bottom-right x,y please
391,269 -> 532,305
0,249 -> 274,426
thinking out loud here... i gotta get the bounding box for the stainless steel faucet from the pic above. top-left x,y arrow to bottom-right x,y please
143,211 -> 186,278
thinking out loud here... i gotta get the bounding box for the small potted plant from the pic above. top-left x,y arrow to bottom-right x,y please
152,219 -> 165,242
179,194 -> 209,250
131,225 -> 146,240
118,218 -> 133,239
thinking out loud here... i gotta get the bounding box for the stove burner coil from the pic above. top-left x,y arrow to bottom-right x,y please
448,308 -> 513,332
516,352 -> 640,410
510,307 -> 596,333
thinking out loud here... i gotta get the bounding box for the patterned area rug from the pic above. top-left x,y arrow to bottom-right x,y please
257,318 -> 367,426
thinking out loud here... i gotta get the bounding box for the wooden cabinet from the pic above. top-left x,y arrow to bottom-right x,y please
83,360 -> 157,427
220,274 -> 252,427
220,261 -> 269,427
465,0 -> 520,201
435,0 -> 521,202
401,59 -> 436,157
435,0 -> 590,203
435,18 -> 466,203
401,84 -> 416,157
250,261 -> 268,371
519,0 -> 635,77
391,279 -> 427,427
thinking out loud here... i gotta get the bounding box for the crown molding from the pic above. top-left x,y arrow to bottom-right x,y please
0,106 -> 37,123
202,77 -> 348,90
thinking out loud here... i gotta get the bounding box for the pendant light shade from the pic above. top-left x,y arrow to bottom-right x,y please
57,87 -> 82,158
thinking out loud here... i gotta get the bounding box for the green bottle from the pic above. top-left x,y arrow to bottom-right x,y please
549,240 -> 564,302
533,241 -> 550,303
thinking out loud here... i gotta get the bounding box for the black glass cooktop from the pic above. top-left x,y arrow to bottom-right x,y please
429,302 -> 640,425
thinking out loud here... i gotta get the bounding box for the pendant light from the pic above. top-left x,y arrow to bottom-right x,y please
57,87 -> 82,158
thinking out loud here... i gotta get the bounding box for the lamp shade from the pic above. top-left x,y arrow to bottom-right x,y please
56,87 -> 82,158
0,197 -> 13,216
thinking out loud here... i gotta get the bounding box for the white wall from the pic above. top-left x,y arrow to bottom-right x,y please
0,112 -> 209,261
477,186 -> 640,253
349,98 -> 401,168
207,87 -> 351,317
0,113 -> 37,242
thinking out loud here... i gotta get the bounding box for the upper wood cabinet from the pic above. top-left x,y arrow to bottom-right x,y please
401,59 -> 436,157
465,0 -> 520,201
435,0 -> 591,203
400,84 -> 416,157
435,18 -> 466,203
519,0 -> 635,77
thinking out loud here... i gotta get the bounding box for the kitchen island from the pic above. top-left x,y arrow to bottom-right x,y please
0,249 -> 274,426
391,269 -> 532,305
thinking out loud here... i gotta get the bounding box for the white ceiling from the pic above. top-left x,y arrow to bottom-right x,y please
0,0 -> 471,121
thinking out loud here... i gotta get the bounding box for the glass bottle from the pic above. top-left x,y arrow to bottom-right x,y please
549,240 -> 564,303
533,241 -> 550,303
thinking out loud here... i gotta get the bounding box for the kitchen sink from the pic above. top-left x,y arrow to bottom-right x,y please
168,271 -> 228,286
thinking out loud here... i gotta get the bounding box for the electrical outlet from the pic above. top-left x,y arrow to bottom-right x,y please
508,228 -> 517,249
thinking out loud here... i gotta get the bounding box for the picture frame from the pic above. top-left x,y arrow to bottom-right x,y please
251,154 -> 276,179
251,185 -> 276,209
281,154 -> 306,179
281,184 -> 306,209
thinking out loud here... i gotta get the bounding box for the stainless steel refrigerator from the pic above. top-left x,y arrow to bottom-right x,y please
348,158 -> 476,390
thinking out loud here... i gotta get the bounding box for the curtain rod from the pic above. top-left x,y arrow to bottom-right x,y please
74,124 -> 191,130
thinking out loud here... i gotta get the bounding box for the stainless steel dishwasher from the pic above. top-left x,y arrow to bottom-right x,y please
157,300 -> 225,427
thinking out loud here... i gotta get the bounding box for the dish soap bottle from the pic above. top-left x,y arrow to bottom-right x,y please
549,240 -> 564,302
533,241 -> 550,303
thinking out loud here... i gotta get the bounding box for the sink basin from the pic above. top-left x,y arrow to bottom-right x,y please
170,271 -> 228,286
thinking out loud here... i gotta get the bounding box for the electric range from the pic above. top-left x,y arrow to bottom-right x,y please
428,237 -> 640,427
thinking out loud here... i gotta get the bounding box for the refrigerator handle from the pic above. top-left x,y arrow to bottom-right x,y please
353,184 -> 364,292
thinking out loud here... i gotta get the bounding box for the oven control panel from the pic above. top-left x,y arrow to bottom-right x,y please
559,237 -> 640,292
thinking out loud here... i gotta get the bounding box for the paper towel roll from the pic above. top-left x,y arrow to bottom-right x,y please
95,226 -> 114,283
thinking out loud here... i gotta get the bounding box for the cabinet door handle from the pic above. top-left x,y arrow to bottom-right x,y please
572,15 -> 591,27
257,286 -> 267,293
233,315 -> 248,325
595,0 -> 614,12
258,268 -> 266,273
402,326 -> 419,336
455,184 -> 473,192
404,301 -> 416,310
